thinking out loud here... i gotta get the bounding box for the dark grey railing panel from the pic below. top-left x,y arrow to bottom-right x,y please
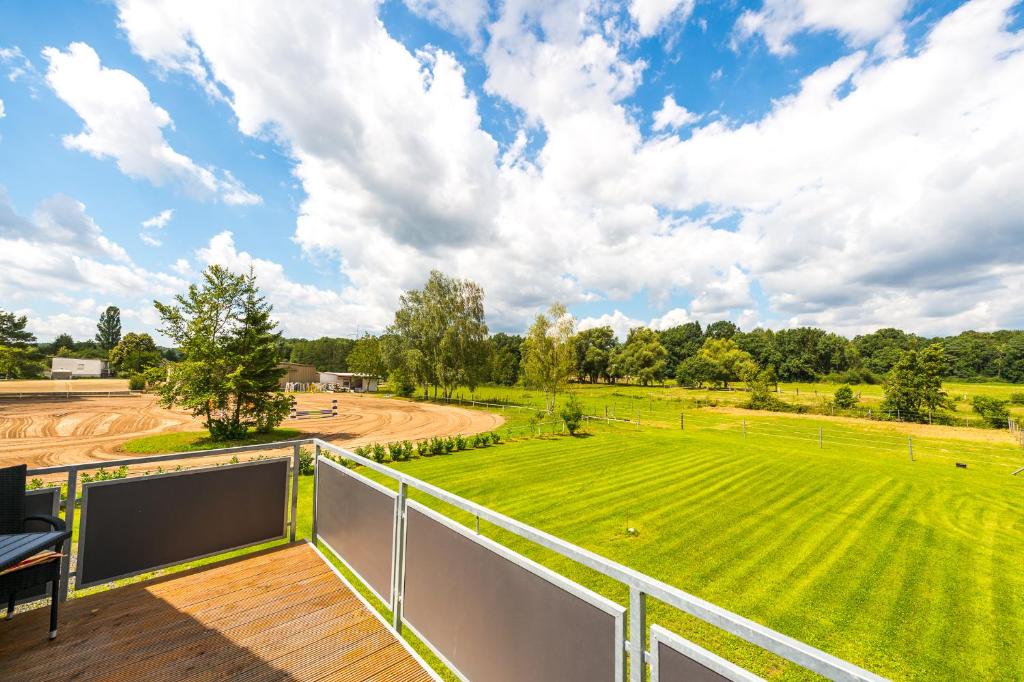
403,501 -> 625,682
16,488 -> 62,603
76,459 -> 289,588
315,458 -> 395,603
651,625 -> 765,682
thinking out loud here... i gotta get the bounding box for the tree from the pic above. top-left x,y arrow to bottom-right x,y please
676,354 -> 719,388
573,326 -> 618,383
52,333 -> 75,353
614,327 -> 668,386
658,322 -> 702,379
853,328 -> 918,376
284,337 -> 355,372
95,306 -> 122,351
0,309 -> 35,347
881,344 -> 953,421
971,396 -> 1009,428
521,303 -> 576,412
0,346 -> 44,379
155,265 -> 290,439
694,338 -> 758,389
560,393 -> 584,435
704,320 -> 738,340
834,385 -> 857,409
998,335 -> 1024,383
347,334 -> 387,377
489,333 -> 523,386
389,271 -> 489,399
109,333 -> 162,376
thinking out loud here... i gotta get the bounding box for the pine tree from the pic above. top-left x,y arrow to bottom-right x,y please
95,306 -> 122,350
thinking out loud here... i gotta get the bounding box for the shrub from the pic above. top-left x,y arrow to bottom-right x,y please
833,385 -> 858,409
26,478 -> 44,490
471,433 -> 484,448
1009,392 -> 1024,405
443,436 -> 455,453
81,465 -> 129,484
416,440 -> 430,457
454,434 -> 467,450
560,393 -> 584,435
128,373 -> 146,391
971,396 -> 1010,428
429,437 -> 446,456
298,447 -> 314,475
489,431 -> 501,444
370,442 -> 388,462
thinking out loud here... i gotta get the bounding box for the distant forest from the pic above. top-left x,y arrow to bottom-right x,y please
277,324 -> 1024,386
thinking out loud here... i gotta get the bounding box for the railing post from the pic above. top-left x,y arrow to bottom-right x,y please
289,443 -> 301,542
59,468 -> 78,602
391,481 -> 409,632
629,587 -> 647,682
311,442 -> 321,542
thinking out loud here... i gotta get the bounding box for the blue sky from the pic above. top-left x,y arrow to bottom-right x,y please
1,0 -> 1022,343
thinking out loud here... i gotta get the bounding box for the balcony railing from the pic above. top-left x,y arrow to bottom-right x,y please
22,438 -> 888,682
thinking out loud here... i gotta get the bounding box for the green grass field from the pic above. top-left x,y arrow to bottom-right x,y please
352,401 -> 1024,681
448,380 -> 1024,423
120,428 -> 302,454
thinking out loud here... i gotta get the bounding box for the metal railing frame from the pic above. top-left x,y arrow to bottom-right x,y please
310,438 -> 886,682
26,438 -> 310,601
27,437 -> 887,681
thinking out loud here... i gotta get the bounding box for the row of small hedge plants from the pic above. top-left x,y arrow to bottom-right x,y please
354,431 -> 503,464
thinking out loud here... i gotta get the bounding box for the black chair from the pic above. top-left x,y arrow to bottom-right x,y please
0,464 -> 70,640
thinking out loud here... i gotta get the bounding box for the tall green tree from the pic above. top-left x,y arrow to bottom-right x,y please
0,309 -> 35,347
692,338 -> 758,389
389,271 -> 489,399
573,326 -> 618,383
613,327 -> 668,386
489,333 -> 523,386
155,266 -> 290,439
95,306 -> 122,351
51,333 -> 75,353
347,334 -> 387,377
658,322 -> 703,379
109,332 -> 162,376
881,344 -> 953,421
521,303 -> 576,412
704,320 -> 739,340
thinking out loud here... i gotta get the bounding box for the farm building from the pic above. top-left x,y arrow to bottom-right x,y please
319,372 -> 378,392
277,362 -> 319,386
50,357 -> 110,379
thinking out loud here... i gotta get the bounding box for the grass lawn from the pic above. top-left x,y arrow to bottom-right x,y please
119,428 -> 302,454
351,413 -> 1024,681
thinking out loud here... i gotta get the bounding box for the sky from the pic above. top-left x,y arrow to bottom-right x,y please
0,0 -> 1022,344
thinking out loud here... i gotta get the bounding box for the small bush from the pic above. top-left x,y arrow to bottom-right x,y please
972,396 -> 1010,428
471,433 -> 484,448
489,431 -> 501,444
443,436 -> 455,453
26,478 -> 44,490
128,374 -> 146,391
833,385 -> 857,409
298,447 -> 314,475
416,440 -> 430,457
371,442 -> 388,462
81,465 -> 129,484
1009,392 -> 1024,405
429,437 -> 446,456
387,442 -> 404,461
454,434 -> 467,450
560,393 -> 584,435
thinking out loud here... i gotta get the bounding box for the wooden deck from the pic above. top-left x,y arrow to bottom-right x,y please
0,543 -> 436,681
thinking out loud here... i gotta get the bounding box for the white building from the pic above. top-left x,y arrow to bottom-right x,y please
50,357 -> 110,379
318,372 -> 378,392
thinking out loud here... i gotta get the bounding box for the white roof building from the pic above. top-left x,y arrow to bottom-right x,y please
51,357 -> 110,379
318,372 -> 378,392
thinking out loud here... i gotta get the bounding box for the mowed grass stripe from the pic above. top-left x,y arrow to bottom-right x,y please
363,410 -> 1023,681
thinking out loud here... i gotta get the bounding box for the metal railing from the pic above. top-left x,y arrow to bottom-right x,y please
26,437 -> 887,681
310,438 -> 887,682
26,438 -> 310,601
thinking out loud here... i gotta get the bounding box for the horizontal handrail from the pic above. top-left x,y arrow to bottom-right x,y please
313,438 -> 885,682
26,439 -> 314,476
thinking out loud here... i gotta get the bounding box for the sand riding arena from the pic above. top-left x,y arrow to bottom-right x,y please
0,382 -> 503,471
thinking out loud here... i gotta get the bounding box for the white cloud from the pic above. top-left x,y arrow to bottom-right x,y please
578,310 -> 646,341
735,0 -> 912,55
0,98 -> 5,118
0,191 -> 187,336
170,257 -> 192,276
404,0 -> 489,47
140,208 -> 172,246
652,95 -> 698,131
630,0 -> 696,37
113,0 -> 1024,337
42,42 -> 260,205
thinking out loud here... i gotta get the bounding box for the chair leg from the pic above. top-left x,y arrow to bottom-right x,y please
6,593 -> 14,620
49,580 -> 59,640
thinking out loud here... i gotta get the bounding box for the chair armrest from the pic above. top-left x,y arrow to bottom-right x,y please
24,514 -> 67,532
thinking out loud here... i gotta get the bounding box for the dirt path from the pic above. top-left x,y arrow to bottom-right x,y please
0,392 -> 502,471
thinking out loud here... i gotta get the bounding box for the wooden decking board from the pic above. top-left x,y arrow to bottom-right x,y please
0,543 -> 435,682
